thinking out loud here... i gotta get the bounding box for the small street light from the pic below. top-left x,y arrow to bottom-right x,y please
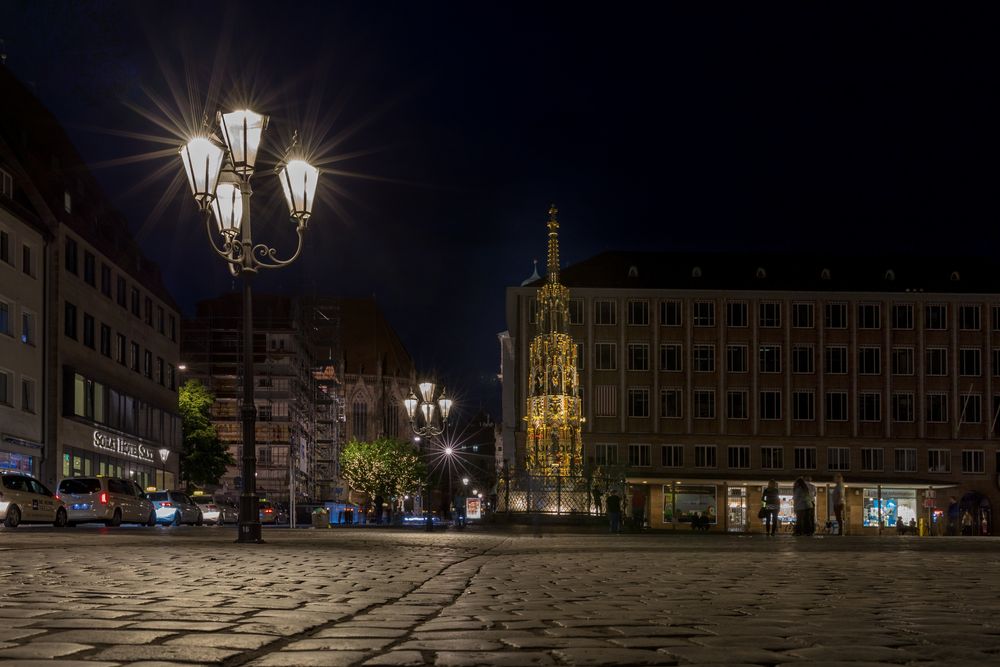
403,382 -> 453,531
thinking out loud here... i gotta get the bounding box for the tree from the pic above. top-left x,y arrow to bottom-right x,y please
340,437 -> 426,501
178,379 -> 234,490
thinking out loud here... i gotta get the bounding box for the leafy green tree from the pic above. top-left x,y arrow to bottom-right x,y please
178,379 -> 234,490
340,437 -> 426,500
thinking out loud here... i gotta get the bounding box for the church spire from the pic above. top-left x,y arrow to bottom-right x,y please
546,204 -> 560,285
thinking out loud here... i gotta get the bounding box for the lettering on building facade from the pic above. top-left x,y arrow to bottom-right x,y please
92,430 -> 155,464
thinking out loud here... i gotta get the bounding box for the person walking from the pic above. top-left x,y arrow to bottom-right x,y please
762,480 -> 780,536
606,489 -> 622,534
831,473 -> 846,535
792,477 -> 810,536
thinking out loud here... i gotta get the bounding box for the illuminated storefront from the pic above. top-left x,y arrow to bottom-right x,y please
663,484 -> 717,525
863,488 -> 918,528
0,436 -> 41,475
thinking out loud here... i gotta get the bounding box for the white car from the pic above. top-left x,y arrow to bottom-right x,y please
191,494 -> 237,525
0,472 -> 68,528
57,477 -> 156,527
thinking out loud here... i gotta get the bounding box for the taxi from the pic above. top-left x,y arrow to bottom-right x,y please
0,472 -> 68,528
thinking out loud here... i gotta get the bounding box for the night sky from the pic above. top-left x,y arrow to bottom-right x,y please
1,2 -> 996,415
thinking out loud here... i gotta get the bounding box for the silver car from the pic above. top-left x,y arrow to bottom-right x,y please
0,472 -> 68,528
147,490 -> 203,526
191,494 -> 237,525
57,477 -> 156,527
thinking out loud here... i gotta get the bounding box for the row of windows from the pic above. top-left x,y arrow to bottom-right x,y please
0,225 -> 39,278
0,368 -> 37,413
0,296 -> 37,345
584,342 -> 996,377
64,235 -> 177,341
534,298 -> 1000,331
594,386 -> 989,424
65,301 -> 176,391
595,443 -> 986,474
68,371 -> 180,446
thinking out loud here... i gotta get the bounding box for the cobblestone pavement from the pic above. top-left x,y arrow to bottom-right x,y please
1,526 -> 999,666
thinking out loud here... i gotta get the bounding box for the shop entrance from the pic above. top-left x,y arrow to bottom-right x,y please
959,492 -> 992,536
727,486 -> 748,532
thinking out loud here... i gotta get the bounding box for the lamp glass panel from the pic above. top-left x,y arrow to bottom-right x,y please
439,398 -> 453,420
179,138 -> 223,202
403,396 -> 418,419
419,382 -> 435,403
211,182 -> 243,236
420,402 -> 435,423
220,110 -> 266,173
278,160 -> 319,220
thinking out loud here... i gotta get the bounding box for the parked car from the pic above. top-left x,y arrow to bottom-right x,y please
259,499 -> 287,525
0,472 -> 68,528
146,490 -> 203,526
57,477 -> 155,527
191,493 -> 237,525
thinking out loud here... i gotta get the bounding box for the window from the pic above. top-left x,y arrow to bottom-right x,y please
83,313 -> 95,349
157,306 -> 165,335
627,388 -> 649,417
661,445 -> 683,467
693,390 -> 715,419
576,343 -> 584,371
892,393 -> 914,422
858,347 -> 881,375
727,302 -> 747,327
0,300 -> 9,336
891,348 -> 914,375
693,301 -> 715,327
63,301 -> 76,340
627,300 -> 648,325
860,448 -> 884,472
792,391 -> 814,420
925,304 -> 947,330
826,392 -> 848,421
661,389 -> 682,418
660,301 -> 681,326
960,394 -> 982,424
156,357 -> 165,386
962,450 -> 985,474
894,448 -> 917,473
695,445 -> 716,468
116,333 -> 126,365
130,342 -> 140,372
928,449 -> 950,473
595,343 -> 617,370
693,345 -> 715,372
21,244 -> 33,276
794,447 -> 816,470
167,364 -> 176,391
100,264 -> 112,298
759,390 -> 781,420
660,344 -> 682,372
959,305 -> 981,331
792,303 -> 814,328
131,287 -> 140,317
926,348 -> 947,376
858,303 -> 880,329
628,444 -> 651,467
926,394 -> 948,423
727,390 -> 748,419
792,345 -> 813,373
594,385 -> 616,417
100,324 -> 111,357
21,378 -> 35,413
0,168 -> 11,198
595,443 -> 618,466
825,303 -> 847,329
64,191 -> 72,213
759,345 -> 781,373
568,299 -> 584,325
595,300 -> 616,325
627,343 -> 649,371
994,305 -> 1000,332
83,251 -> 96,286
0,369 -> 9,406
759,302 -> 781,328
527,298 -> 538,324
169,314 -> 177,341
892,304 -> 913,329
728,446 -> 750,469
65,237 -> 78,274
727,345 -> 747,373
117,276 -> 127,308
960,348 -> 981,376
761,447 -> 783,470
859,392 -> 881,422
352,400 -> 369,440
828,447 -> 850,471
825,346 -> 848,374
143,350 -> 153,379
144,297 -> 153,326
0,229 -> 9,265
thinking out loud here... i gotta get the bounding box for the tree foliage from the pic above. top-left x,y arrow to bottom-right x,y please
340,437 -> 426,500
178,379 -> 234,490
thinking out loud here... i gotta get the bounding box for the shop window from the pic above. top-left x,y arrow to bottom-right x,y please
664,485 -> 716,525
863,488 -> 917,527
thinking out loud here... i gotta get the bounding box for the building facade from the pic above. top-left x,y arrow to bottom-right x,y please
503,251 -> 1000,534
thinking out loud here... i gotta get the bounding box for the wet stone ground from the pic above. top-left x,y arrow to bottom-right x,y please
0,526 -> 998,666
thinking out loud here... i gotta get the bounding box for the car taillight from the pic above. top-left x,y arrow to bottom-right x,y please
264,509 -> 273,514
54,494 -> 61,501
100,492 -> 108,504
161,501 -> 173,507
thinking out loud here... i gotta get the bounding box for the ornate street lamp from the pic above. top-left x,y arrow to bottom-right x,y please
403,382 -> 453,531
179,110 -> 320,544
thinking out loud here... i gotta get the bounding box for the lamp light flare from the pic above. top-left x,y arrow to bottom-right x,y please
403,391 -> 419,420
418,382 -> 435,403
278,159 -> 319,223
179,137 -> 224,205
219,109 -> 267,176
211,181 -> 243,237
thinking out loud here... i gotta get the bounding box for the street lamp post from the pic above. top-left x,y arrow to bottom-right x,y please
179,111 -> 320,544
403,382 -> 453,531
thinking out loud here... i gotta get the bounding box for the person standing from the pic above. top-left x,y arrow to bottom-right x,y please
592,485 -> 603,515
762,480 -> 780,536
373,495 -> 384,525
831,473 -> 846,535
962,510 -> 973,536
606,489 -> 622,534
804,476 -> 817,536
792,477 -> 809,536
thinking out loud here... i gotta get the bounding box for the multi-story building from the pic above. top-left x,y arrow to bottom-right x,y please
503,250 -> 1000,534
1,65 -> 182,490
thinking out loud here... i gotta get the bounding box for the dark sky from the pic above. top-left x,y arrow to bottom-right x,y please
1,2 -> 997,415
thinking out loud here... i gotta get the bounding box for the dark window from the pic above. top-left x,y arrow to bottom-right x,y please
64,302 -> 77,339
116,333 -> 127,365
144,297 -> 153,326
144,350 -> 152,378
131,287 -> 140,316
83,251 -> 96,286
101,264 -> 112,297
824,303 -> 847,329
117,276 -> 127,307
925,304 -> 947,330
65,237 -> 78,274
169,314 -> 177,341
100,323 -> 111,357
130,342 -> 140,372
727,302 -> 747,327
83,313 -> 95,349
660,301 -> 681,326
22,244 -> 32,276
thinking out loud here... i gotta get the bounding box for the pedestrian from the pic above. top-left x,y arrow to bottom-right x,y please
792,477 -> 810,536
831,473 -> 846,536
606,489 -> 622,534
961,510 -> 973,536
947,496 -> 960,536
804,476 -> 817,536
592,485 -> 603,515
373,495 -> 383,525
631,486 -> 646,531
762,480 -> 780,536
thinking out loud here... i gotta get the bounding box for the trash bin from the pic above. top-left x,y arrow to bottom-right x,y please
312,507 -> 330,528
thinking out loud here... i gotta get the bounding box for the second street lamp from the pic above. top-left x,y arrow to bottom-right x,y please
403,383 -> 452,531
178,110 -> 320,544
